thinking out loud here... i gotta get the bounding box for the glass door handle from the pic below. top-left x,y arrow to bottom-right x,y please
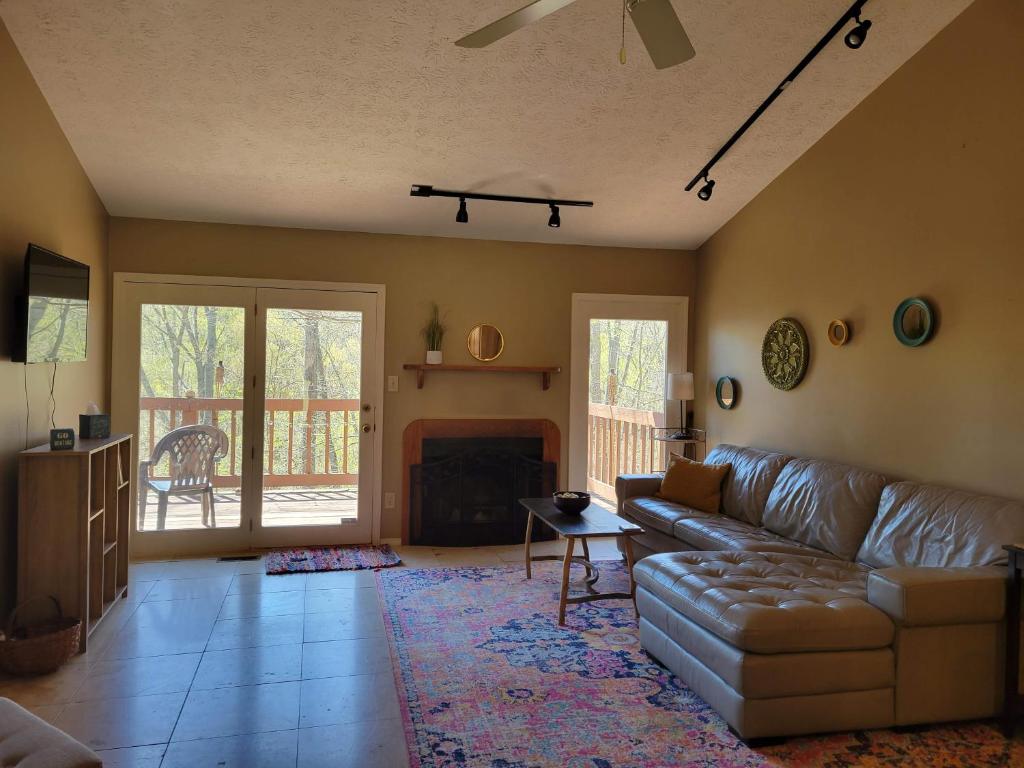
361,424 -> 371,433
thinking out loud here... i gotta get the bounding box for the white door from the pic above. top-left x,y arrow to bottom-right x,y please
112,275 -> 384,558
568,294 -> 688,508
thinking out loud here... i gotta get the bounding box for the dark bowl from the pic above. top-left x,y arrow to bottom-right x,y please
553,491 -> 590,515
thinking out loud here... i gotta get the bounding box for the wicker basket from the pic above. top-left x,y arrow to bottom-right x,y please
0,596 -> 81,676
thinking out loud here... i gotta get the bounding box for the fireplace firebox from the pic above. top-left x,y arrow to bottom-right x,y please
409,436 -> 557,546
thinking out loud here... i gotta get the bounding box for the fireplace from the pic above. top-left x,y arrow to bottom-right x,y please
402,419 -> 560,546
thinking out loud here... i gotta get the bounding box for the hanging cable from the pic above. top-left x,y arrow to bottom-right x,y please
24,365 -> 30,449
49,362 -> 57,429
619,0 -> 627,64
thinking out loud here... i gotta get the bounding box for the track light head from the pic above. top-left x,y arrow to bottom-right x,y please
697,178 -> 715,202
547,204 -> 561,228
844,16 -> 871,49
456,197 -> 468,223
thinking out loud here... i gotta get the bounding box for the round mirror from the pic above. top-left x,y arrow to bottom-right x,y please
716,377 -> 737,410
467,324 -> 504,361
893,298 -> 934,347
827,319 -> 850,347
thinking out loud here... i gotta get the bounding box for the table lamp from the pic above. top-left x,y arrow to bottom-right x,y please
667,372 -> 695,440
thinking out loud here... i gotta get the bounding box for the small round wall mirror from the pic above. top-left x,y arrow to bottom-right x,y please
893,298 -> 934,347
715,377 -> 737,410
467,324 -> 504,361
827,319 -> 850,347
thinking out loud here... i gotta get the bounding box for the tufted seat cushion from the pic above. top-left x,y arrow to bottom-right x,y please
622,496 -> 714,536
672,514 -> 835,558
634,551 -> 894,654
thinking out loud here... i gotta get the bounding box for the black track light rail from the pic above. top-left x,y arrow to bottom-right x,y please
410,185 -> 593,208
684,0 -> 870,193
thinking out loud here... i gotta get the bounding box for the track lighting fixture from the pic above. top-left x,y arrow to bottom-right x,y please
844,16 -> 871,49
684,0 -> 872,202
411,185 -> 592,228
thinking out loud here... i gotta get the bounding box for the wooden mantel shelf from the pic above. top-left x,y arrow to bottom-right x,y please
403,363 -> 561,390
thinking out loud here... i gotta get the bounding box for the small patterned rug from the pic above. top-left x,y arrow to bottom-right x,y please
265,543 -> 401,574
377,560 -> 1023,767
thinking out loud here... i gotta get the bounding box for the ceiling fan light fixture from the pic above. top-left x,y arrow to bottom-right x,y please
697,178 -> 715,201
844,16 -> 871,49
456,197 -> 469,223
547,204 -> 561,228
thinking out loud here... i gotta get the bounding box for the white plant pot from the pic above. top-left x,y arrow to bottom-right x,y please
425,350 -> 443,365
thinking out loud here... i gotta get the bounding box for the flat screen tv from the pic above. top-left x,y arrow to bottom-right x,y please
12,244 -> 90,363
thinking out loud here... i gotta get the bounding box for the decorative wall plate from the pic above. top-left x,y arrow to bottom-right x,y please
761,318 -> 809,391
827,319 -> 850,347
893,297 -> 934,347
715,377 -> 737,409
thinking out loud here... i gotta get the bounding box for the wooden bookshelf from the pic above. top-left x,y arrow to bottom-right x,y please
18,434 -> 133,652
403,363 -> 561,390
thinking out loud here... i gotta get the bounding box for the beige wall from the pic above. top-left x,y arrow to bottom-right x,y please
109,218 -> 696,538
695,0 -> 1023,499
0,21 -> 109,611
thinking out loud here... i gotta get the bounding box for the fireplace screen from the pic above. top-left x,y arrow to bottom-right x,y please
410,437 -> 557,546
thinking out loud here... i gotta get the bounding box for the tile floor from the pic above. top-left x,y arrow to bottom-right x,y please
0,539 -> 623,767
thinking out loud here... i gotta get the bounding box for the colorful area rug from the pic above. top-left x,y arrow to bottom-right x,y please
265,543 -> 401,574
377,560 -> 1023,767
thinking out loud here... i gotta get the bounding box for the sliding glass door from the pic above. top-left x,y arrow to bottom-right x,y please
113,277 -> 382,558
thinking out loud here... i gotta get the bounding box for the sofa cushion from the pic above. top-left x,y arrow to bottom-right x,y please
657,457 -> 731,514
858,481 -> 1024,568
633,551 -> 894,653
672,515 -> 835,558
762,458 -> 888,561
704,444 -> 792,526
0,698 -> 102,768
622,496 -> 714,536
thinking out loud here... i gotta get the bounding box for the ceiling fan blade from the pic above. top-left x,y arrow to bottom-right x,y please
628,0 -> 696,69
455,0 -> 578,48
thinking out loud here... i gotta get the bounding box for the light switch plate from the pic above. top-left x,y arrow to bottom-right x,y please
384,492 -> 396,509
387,375 -> 399,392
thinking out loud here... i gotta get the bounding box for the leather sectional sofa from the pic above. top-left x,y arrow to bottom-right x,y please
615,444 -> 1024,739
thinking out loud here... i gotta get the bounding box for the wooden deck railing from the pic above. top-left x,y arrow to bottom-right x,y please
587,402 -> 666,499
139,396 -> 360,488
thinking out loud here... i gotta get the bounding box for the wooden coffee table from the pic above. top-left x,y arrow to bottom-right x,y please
518,498 -> 644,625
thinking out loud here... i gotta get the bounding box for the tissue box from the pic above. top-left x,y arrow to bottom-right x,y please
79,414 -> 110,439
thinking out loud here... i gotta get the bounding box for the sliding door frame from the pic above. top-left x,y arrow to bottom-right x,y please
112,273 -> 386,559
568,293 -> 689,494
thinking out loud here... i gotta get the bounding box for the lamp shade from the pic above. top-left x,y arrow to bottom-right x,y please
667,372 -> 695,401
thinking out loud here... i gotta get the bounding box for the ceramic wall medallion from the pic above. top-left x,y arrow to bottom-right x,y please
715,376 -> 737,409
761,317 -> 809,391
827,319 -> 850,347
893,297 -> 935,347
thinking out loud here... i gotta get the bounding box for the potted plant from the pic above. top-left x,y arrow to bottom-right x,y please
423,303 -> 445,364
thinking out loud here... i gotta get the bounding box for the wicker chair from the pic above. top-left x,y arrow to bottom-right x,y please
138,425 -> 228,530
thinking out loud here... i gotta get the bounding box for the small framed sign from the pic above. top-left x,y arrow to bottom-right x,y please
49,428 -> 75,451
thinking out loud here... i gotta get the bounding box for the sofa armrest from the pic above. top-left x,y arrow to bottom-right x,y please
867,566 -> 1005,627
615,474 -> 664,515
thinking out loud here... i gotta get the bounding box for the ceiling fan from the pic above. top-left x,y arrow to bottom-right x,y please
455,0 -> 696,70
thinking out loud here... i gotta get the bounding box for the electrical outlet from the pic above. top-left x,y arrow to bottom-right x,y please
384,492 -> 396,509
387,375 -> 399,392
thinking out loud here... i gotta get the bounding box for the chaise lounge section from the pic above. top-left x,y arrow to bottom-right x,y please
617,444 -> 1024,739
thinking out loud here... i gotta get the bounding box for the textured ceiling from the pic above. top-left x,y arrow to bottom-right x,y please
1,0 -> 972,249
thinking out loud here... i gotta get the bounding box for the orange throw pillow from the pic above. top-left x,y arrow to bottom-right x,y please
657,458 -> 731,514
